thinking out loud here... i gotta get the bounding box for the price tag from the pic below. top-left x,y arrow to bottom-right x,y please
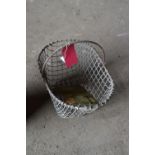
61,44 -> 78,68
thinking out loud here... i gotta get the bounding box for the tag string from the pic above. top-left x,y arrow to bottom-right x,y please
63,41 -> 71,59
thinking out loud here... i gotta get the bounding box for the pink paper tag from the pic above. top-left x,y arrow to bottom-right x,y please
62,44 -> 78,68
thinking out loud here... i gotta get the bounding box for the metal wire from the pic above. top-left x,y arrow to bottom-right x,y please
38,40 -> 114,118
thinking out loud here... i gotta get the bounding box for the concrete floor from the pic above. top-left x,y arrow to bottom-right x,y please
26,0 -> 129,154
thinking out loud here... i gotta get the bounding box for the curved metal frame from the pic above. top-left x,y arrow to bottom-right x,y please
38,40 -> 114,118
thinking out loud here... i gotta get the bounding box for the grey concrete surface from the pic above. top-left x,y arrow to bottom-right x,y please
26,0 -> 129,154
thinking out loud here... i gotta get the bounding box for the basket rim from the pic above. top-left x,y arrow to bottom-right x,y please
38,40 -> 106,76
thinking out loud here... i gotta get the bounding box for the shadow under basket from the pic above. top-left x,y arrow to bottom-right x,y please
38,40 -> 114,118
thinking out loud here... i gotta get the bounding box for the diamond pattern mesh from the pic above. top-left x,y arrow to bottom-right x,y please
38,40 -> 114,118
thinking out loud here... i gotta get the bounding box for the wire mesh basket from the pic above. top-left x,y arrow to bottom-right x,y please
38,40 -> 114,118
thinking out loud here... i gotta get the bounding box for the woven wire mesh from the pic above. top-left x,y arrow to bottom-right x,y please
38,40 -> 114,118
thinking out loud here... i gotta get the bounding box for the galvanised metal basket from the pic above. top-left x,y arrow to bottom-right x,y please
38,40 -> 114,118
